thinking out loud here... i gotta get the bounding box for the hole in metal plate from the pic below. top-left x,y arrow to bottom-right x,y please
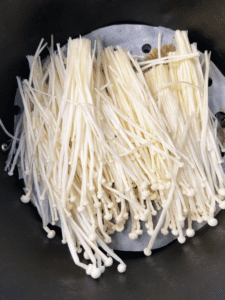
142,44 -> 151,53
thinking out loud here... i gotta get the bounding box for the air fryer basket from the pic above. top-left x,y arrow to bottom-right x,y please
1,1 -> 225,299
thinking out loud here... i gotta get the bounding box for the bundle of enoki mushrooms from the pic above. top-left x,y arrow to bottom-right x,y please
4,30 -> 225,279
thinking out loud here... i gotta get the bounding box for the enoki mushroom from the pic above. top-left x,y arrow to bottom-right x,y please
3,30 -> 225,278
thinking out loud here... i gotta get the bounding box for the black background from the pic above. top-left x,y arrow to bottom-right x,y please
1,0 -> 225,299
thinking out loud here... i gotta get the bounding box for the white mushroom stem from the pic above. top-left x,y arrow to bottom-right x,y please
5,30 -> 224,279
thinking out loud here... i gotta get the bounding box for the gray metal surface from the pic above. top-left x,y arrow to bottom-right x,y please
14,24 -> 225,251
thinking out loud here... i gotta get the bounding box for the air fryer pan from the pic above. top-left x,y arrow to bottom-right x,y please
0,1 -> 225,299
